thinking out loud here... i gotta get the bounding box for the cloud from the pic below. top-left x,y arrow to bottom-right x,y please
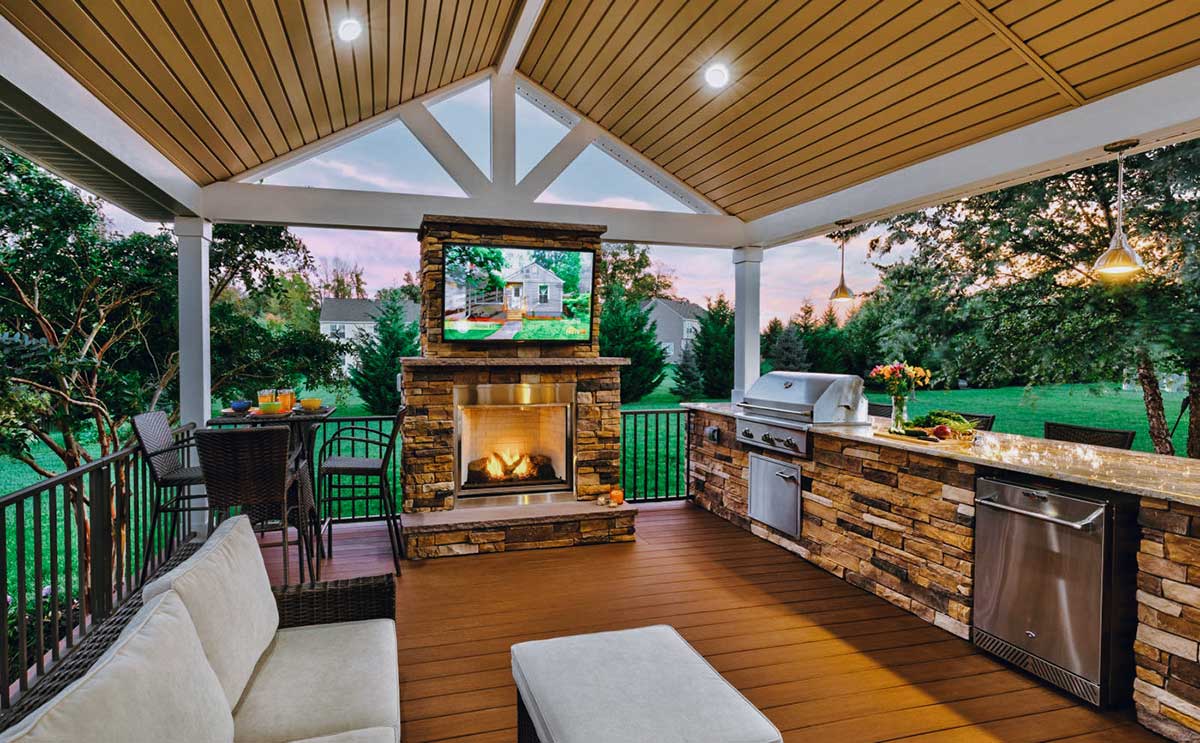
292,157 -> 465,197
537,191 -> 659,211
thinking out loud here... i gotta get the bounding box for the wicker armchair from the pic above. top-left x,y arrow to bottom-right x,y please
194,426 -> 318,585
318,406 -> 406,575
1044,421 -> 1136,450
131,411 -> 206,582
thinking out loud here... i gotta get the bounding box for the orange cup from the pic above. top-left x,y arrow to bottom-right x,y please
610,487 -> 625,505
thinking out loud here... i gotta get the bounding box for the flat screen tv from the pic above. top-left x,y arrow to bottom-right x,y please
441,244 -> 595,343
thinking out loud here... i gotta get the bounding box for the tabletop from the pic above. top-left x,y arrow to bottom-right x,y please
207,406 -> 338,426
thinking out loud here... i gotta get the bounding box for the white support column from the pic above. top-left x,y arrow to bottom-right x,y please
732,246 -> 763,402
175,217 -> 212,430
491,73 -> 517,191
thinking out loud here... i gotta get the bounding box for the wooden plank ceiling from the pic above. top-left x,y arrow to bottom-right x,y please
0,0 -> 518,185
520,0 -> 1200,219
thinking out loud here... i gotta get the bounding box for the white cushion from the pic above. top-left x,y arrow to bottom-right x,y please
233,619 -> 400,743
144,515 -> 279,708
0,591 -> 234,743
511,625 -> 782,743
289,729 -> 397,743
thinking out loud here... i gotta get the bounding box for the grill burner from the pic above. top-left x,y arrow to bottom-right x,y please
735,372 -> 870,457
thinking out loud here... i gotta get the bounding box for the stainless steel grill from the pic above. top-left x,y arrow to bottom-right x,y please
734,372 -> 869,457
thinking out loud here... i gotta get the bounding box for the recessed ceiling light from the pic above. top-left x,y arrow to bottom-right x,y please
338,18 -> 362,42
704,63 -> 730,89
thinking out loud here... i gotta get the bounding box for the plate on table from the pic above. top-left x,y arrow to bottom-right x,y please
293,405 -> 331,414
248,408 -> 291,417
220,408 -> 248,417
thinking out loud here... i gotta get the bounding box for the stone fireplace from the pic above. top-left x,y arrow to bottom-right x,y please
454,382 -> 574,497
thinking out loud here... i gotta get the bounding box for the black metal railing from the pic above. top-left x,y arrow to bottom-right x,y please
313,416 -> 400,522
0,427 -> 190,707
620,409 -> 689,501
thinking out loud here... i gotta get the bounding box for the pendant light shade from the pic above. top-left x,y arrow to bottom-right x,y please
830,219 -> 854,303
1093,140 -> 1144,279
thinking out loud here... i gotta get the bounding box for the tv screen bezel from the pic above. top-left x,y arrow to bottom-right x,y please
440,242 -> 597,345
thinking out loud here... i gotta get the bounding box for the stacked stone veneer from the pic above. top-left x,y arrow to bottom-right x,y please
404,509 -> 637,558
418,215 -> 603,359
1134,497 -> 1200,741
688,409 -> 977,638
401,362 -> 622,511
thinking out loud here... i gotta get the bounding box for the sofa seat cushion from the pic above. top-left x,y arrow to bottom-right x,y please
145,515 -> 278,707
511,625 -> 782,743
0,591 -> 233,743
233,619 -> 400,743
289,728 -> 397,743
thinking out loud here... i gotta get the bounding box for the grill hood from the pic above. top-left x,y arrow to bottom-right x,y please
738,372 -> 869,426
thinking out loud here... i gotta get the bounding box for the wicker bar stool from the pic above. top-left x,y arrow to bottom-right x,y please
132,411 -> 207,583
194,426 -> 318,585
1044,421 -> 1136,450
318,405 -> 405,575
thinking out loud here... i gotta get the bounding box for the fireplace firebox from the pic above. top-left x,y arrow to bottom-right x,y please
453,383 -> 575,497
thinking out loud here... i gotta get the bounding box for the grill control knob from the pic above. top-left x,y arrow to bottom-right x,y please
784,437 -> 797,448
741,428 -> 753,438
761,433 -> 775,444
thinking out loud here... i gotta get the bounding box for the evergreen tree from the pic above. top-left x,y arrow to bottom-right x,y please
671,343 -> 705,401
599,287 -> 667,403
768,324 -> 811,371
761,317 -> 784,360
820,303 -> 840,328
694,294 -> 736,398
792,300 -> 816,331
349,293 -> 420,414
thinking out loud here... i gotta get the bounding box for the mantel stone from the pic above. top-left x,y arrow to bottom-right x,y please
400,356 -> 629,367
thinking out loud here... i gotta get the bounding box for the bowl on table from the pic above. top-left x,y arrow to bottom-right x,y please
258,401 -> 283,415
230,399 -> 252,414
299,397 -> 323,412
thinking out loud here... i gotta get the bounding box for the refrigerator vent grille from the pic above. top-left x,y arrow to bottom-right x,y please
973,629 -> 1100,706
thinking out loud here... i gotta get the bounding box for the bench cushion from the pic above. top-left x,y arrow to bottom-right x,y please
511,625 -> 781,743
233,619 -> 400,743
290,729 -> 397,743
145,515 -> 279,708
0,591 -> 233,743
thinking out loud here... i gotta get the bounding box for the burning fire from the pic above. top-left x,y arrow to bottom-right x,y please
484,448 -> 534,480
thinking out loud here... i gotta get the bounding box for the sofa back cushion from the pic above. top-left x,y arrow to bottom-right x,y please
144,515 -> 278,707
0,591 -> 234,743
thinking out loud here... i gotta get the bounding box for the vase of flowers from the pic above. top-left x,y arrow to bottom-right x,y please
868,362 -> 931,433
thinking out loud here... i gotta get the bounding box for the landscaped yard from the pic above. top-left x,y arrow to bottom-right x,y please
512,317 -> 591,340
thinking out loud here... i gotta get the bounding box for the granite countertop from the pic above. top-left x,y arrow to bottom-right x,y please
682,402 -> 1200,506
401,356 -> 630,367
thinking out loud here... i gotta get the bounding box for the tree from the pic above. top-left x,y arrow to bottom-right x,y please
395,271 -> 422,303
671,343 -> 705,401
599,287 -> 667,403
596,242 -> 675,301
761,317 -> 784,361
792,300 -> 816,331
348,292 -> 419,414
443,245 -> 505,317
768,324 -> 811,372
320,258 -> 368,299
693,294 -> 736,398
533,249 -> 582,294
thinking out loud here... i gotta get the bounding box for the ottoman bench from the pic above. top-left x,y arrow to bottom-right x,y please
510,624 -> 783,743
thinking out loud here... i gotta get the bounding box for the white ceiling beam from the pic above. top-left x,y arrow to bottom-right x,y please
747,64 -> 1200,247
498,0 -> 547,75
233,69 -> 492,184
0,15 -> 203,215
514,120 -> 598,200
491,73 -> 517,190
396,102 -> 492,197
201,182 -> 748,247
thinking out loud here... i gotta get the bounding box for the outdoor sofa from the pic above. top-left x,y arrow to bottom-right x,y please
0,515 -> 399,742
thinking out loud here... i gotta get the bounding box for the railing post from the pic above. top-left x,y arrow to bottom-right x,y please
88,466 -> 113,623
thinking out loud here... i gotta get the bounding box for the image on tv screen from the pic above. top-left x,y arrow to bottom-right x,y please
442,244 -> 595,343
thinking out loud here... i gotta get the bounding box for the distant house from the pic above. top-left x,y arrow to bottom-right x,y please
641,298 -> 704,363
319,297 -> 418,370
503,263 -> 565,319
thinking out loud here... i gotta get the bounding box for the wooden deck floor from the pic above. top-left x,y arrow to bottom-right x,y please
262,502 -> 1160,742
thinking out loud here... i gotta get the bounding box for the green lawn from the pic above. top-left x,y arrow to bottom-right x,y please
444,323 -> 503,341
512,317 -> 591,341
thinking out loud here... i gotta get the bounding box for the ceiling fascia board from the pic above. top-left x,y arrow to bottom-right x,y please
748,65 -> 1200,247
0,15 -> 202,216
497,0 -> 547,75
514,74 -> 727,216
232,68 -> 493,184
201,181 -> 748,247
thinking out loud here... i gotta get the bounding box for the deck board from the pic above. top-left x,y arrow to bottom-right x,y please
261,502 -> 1159,742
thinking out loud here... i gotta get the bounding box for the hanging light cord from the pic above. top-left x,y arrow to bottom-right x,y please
1116,149 -> 1125,235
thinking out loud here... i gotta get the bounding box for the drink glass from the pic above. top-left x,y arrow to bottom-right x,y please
278,388 -> 296,410
257,389 -> 276,406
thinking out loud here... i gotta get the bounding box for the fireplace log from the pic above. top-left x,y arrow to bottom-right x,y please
467,453 -> 556,483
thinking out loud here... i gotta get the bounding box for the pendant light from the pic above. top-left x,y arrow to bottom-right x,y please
1093,139 -> 1145,278
830,219 -> 855,303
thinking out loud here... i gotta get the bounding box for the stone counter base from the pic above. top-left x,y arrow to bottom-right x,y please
1135,498 -> 1200,741
402,505 -> 636,559
688,410 -> 976,639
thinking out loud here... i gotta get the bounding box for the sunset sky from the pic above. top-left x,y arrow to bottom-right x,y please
101,79 -> 895,326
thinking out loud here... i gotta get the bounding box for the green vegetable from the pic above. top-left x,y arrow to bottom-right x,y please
907,410 -> 976,431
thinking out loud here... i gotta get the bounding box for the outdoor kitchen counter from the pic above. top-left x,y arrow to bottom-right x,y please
682,401 -> 1200,506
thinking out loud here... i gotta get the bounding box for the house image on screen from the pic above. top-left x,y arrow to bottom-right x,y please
503,263 -> 564,320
